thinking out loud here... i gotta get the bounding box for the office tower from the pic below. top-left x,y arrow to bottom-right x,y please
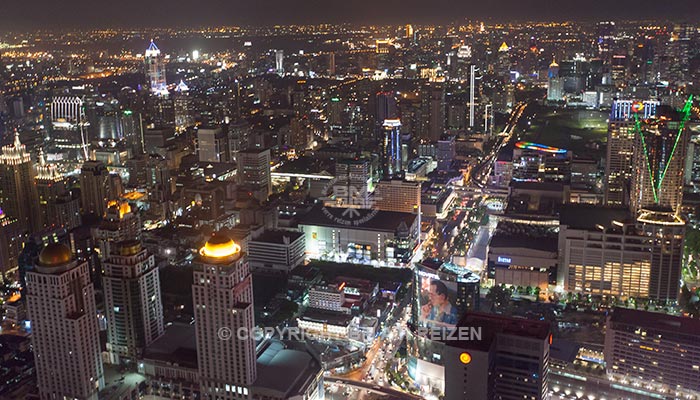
198,127 -> 229,163
597,21 -> 616,64
375,91 -> 398,127
419,83 -> 445,142
374,179 -> 421,214
26,243 -> 104,400
630,101 -> 692,214
145,40 -> 168,95
237,148 -> 272,202
227,119 -> 252,162
469,64 -> 478,128
0,131 -> 41,233
546,59 -> 563,101
604,100 -> 659,206
559,204 -> 684,301
194,234 -> 256,399
382,119 -> 402,178
437,135 -> 455,171
333,158 -> 371,208
443,312 -> 551,400
0,208 -> 22,278
605,308 -> 700,395
328,52 -> 336,76
92,200 -> 141,260
103,240 -> 163,363
173,80 -> 195,132
275,50 -> 284,74
50,95 -> 89,159
79,160 -> 111,216
35,150 -> 81,231
636,209 -> 684,301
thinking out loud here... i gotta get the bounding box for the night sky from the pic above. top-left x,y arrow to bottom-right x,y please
2,0 -> 700,29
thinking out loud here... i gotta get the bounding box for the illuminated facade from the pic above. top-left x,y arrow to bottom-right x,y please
92,200 -> 141,259
193,234 -> 256,399
604,100 -> 659,206
605,308 -> 700,396
559,205 -> 684,301
35,150 -> 81,231
26,243 -> 104,400
0,131 -> 41,233
630,99 -> 692,214
382,119 -> 402,178
145,40 -> 168,95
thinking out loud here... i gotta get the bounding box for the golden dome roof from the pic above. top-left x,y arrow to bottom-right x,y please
200,234 -> 241,259
38,243 -> 73,266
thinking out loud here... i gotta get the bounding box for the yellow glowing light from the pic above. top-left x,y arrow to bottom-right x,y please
459,352 -> 472,365
200,235 -> 241,258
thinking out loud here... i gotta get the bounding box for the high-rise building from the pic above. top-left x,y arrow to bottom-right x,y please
0,131 -> 41,233
333,158 -> 371,208
381,119 -> 402,178
145,40 -> 168,95
237,148 -> 272,202
35,150 -> 81,231
630,101 -> 692,214
604,100 -> 659,206
275,50 -> 284,74
559,204 -> 684,301
92,200 -> 141,260
26,243 -> 104,400
419,83 -> 445,142
0,208 -> 22,278
374,179 -> 421,215
605,308 -> 700,396
194,234 -> 256,399
79,160 -> 112,216
375,92 -> 398,127
443,312 -> 551,400
103,240 -> 163,363
173,80 -> 195,132
198,127 -> 229,163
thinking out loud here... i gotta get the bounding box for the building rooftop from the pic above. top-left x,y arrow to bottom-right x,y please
446,312 -> 551,352
252,229 -> 304,244
559,204 -> 631,230
254,340 -> 320,398
143,322 -> 198,370
609,307 -> 700,336
297,204 -> 417,233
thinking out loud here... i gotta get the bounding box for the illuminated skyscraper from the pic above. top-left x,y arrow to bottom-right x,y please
92,200 -> 141,260
237,148 -> 272,202
275,49 -> 284,74
604,99 -> 659,206
194,234 -> 256,399
419,82 -> 445,142
26,243 -> 104,400
630,99 -> 692,214
103,239 -> 163,363
382,119 -> 402,178
0,131 -> 41,233
0,208 -> 22,278
145,40 -> 168,95
35,149 -> 81,231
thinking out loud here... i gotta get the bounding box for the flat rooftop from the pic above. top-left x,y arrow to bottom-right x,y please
252,229 -> 304,244
609,307 -> 700,336
298,204 -> 417,233
254,340 -> 320,398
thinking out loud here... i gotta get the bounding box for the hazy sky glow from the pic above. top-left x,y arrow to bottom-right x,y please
1,0 -> 699,29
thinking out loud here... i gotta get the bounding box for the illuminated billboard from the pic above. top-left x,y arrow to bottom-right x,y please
415,268 -> 459,328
